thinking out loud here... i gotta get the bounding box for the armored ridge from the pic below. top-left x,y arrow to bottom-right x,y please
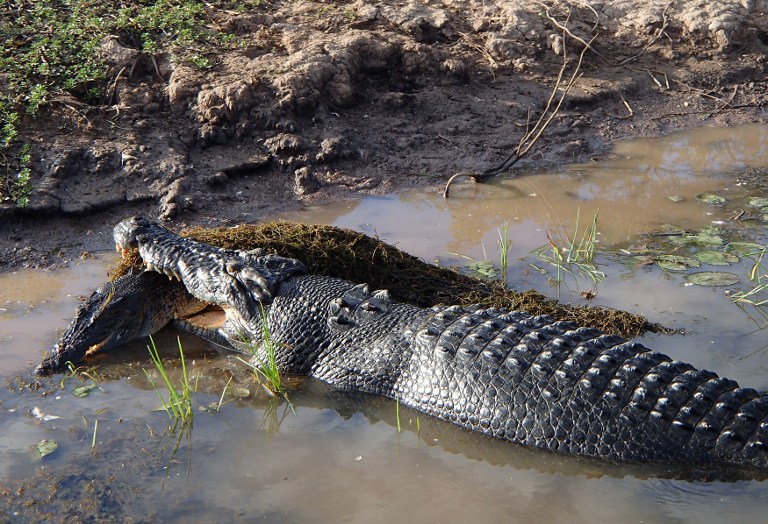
38,216 -> 768,470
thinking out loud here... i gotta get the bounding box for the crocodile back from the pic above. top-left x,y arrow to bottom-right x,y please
261,276 -> 768,469
394,305 -> 768,467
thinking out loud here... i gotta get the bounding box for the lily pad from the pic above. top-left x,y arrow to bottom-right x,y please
685,271 -> 739,286
654,224 -> 687,236
655,255 -> 700,271
229,387 -> 250,398
667,195 -> 685,203
467,261 -> 498,279
695,251 -> 739,266
35,439 -> 59,459
668,230 -> 723,247
724,242 -> 765,256
73,384 -> 98,398
695,193 -> 726,205
747,197 -> 768,208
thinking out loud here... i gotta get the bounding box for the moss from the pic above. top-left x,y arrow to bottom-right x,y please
111,221 -> 667,339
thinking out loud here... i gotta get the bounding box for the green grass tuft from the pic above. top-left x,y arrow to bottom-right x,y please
237,303 -> 292,407
532,208 -> 605,294
144,336 -> 195,428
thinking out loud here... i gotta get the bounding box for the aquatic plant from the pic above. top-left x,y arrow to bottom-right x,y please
532,209 -> 605,293
144,336 -> 195,428
237,304 -> 292,406
731,244 -> 768,321
497,223 -> 511,285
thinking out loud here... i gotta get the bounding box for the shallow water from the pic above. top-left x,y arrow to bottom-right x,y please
2,124 -> 768,522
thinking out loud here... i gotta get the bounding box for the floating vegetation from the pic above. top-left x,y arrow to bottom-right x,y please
747,197 -> 768,209
449,249 -> 499,280
655,255 -> 700,272
667,195 -> 685,203
668,227 -> 724,247
695,193 -> 726,204
73,384 -> 98,398
725,242 -> 765,256
35,439 -> 58,459
695,251 -> 739,266
686,271 -> 740,287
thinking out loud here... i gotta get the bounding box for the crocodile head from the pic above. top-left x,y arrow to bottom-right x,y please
36,271 -> 203,375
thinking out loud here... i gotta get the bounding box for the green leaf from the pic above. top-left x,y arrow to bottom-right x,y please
73,384 -> 98,398
747,197 -> 768,208
655,255 -> 700,271
467,260 -> 498,278
229,387 -> 250,398
695,193 -> 726,204
695,251 -> 739,266
668,230 -> 723,247
724,242 -> 765,256
686,271 -> 740,286
36,439 -> 59,459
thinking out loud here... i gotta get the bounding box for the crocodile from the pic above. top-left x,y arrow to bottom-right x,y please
37,216 -> 768,470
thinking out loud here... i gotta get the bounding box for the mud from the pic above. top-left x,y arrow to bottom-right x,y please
2,0 -> 768,269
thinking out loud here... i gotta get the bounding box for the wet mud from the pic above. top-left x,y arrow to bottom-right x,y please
2,0 -> 768,269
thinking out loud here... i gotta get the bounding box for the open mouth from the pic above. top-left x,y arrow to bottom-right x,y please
179,305 -> 227,330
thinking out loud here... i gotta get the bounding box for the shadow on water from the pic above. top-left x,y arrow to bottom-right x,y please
2,124 -> 768,522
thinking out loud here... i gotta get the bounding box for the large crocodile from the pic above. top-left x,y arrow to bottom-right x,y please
37,216 -> 768,470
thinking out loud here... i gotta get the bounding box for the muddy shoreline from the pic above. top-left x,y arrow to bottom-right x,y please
2,0 -> 768,270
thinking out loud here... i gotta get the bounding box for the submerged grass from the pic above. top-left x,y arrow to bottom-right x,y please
144,336 -> 195,428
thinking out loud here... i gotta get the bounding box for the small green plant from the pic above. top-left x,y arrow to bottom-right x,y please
450,224 -> 513,283
91,419 -> 99,449
236,304 -> 292,406
731,244 -> 768,319
532,209 -> 605,293
497,223 -> 511,284
144,336 -> 195,428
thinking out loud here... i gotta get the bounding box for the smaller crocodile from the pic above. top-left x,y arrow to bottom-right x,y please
37,217 -> 768,470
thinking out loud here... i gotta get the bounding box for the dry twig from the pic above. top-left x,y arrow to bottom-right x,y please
617,2 -> 672,65
443,31 -> 595,197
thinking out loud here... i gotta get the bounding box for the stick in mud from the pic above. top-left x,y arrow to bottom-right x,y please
443,29 -> 595,198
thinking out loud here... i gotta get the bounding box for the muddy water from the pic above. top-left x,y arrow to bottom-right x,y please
2,124 -> 768,522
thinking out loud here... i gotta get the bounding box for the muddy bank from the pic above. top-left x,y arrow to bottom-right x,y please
2,0 -> 768,268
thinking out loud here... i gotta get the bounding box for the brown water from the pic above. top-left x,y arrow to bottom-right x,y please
2,124 -> 768,522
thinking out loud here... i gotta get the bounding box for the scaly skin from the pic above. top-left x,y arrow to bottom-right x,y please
40,217 -> 768,469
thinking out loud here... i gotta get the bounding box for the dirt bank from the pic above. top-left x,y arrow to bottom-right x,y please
2,0 -> 767,269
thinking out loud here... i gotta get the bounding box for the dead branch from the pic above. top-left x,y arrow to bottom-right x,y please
457,32 -> 499,74
443,31 -> 595,198
535,1 -> 604,60
606,95 -> 634,119
617,2 -> 672,65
